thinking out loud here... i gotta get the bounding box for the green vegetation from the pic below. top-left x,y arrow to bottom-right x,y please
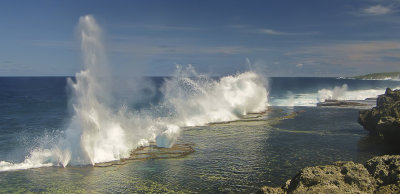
353,72 -> 400,80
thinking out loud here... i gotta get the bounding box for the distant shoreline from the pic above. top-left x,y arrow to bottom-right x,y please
351,72 -> 400,80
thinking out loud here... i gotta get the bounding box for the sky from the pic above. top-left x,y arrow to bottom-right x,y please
0,0 -> 399,77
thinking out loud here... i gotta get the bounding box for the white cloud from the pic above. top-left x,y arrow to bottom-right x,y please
296,63 -> 303,68
363,5 -> 392,15
258,29 -> 289,35
227,25 -> 318,36
257,28 -> 318,36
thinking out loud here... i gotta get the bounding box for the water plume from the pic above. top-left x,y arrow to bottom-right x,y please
318,84 -> 348,102
0,15 -> 269,171
63,15 -> 130,165
0,15 -> 131,169
269,84 -> 400,107
161,65 -> 268,127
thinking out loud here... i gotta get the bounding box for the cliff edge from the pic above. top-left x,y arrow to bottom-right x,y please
358,88 -> 400,145
258,155 -> 400,194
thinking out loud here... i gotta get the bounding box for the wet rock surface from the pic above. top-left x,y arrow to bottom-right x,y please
94,143 -> 194,167
364,155 -> 400,187
285,161 -> 375,193
258,155 -> 400,194
317,99 -> 370,107
358,88 -> 400,145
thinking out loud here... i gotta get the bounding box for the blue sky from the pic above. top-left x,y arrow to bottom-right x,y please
0,0 -> 399,76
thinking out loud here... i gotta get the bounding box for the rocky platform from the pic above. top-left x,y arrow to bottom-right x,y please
94,143 -> 194,167
317,99 -> 371,107
258,155 -> 400,194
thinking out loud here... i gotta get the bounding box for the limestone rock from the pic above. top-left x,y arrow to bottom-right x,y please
358,88 -> 400,144
375,184 -> 400,194
258,155 -> 400,193
284,161 -> 376,193
364,155 -> 400,187
257,186 -> 284,194
317,99 -> 368,107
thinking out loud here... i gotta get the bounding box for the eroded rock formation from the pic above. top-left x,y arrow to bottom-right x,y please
358,88 -> 400,145
258,155 -> 400,194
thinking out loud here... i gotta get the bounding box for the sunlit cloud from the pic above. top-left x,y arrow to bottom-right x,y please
256,28 -> 318,36
258,29 -> 289,35
363,5 -> 392,15
296,63 -> 303,68
227,24 -> 318,36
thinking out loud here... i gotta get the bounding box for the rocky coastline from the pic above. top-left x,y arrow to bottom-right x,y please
316,99 -> 370,107
359,88 -> 400,146
258,88 -> 400,193
258,155 -> 400,193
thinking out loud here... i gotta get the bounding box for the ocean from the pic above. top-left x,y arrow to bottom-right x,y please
0,76 -> 399,193
1,15 -> 400,193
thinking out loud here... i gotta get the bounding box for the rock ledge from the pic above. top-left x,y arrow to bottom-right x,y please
258,155 -> 400,194
358,88 -> 400,145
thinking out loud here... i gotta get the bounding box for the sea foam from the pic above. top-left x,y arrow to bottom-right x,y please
270,84 -> 400,107
0,15 -> 268,171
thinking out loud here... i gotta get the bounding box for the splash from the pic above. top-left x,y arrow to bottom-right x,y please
62,15 -> 130,165
155,65 -> 268,146
162,65 -> 268,127
0,15 -> 146,169
318,84 -> 348,102
0,15 -> 269,171
270,84 -> 400,107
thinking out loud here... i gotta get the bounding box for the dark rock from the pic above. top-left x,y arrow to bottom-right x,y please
364,155 -> 400,186
358,88 -> 400,144
257,186 -> 284,194
94,143 -> 194,167
258,155 -> 400,194
284,161 -> 375,193
317,99 -> 369,107
375,184 -> 400,194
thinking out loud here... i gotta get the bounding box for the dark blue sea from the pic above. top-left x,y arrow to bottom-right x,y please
0,76 -> 399,193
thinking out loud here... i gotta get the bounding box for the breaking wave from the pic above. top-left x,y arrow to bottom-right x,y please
0,15 -> 268,171
270,84 -> 400,107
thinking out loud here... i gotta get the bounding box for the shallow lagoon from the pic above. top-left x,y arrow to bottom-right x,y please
0,107 -> 384,193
